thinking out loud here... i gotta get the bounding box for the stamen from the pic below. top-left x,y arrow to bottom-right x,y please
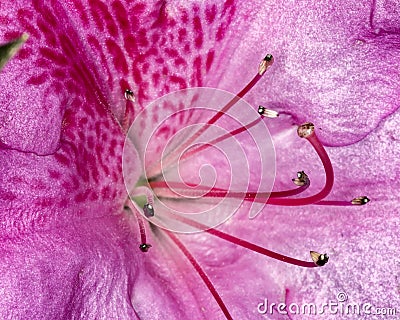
179,55 -> 274,144
258,54 -> 274,75
180,116 -> 263,162
139,243 -> 152,252
147,54 -> 274,178
150,175 -> 309,200
0,33 -> 29,70
143,203 -> 155,217
267,123 -> 334,206
258,105 -> 279,118
315,196 -> 370,206
269,171 -> 310,198
150,122 -> 332,207
351,196 -> 370,205
207,228 -> 323,268
310,251 -> 329,266
121,88 -> 136,133
292,171 -> 309,186
171,215 -> 323,268
130,186 -> 154,207
124,89 -> 136,102
124,199 -> 151,252
166,231 -> 233,320
297,122 -> 314,138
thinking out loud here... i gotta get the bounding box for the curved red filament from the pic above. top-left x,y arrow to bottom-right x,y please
166,231 -> 233,320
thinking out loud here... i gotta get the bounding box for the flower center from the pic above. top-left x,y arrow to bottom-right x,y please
121,54 -> 369,319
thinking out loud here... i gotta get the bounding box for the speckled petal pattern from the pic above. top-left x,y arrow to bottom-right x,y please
1,0 -> 399,319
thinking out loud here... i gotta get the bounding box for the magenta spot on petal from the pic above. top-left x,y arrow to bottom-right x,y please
106,39 -> 129,75
41,5 -> 58,28
87,136 -> 95,150
174,57 -> 186,67
193,16 -> 204,49
206,4 -> 217,23
0,190 -> 17,202
137,28 -> 149,47
36,17 -> 57,46
216,25 -> 226,41
206,50 -> 215,71
146,47 -> 158,58
178,28 -> 187,43
74,191 -> 88,203
165,48 -> 179,58
222,0 -> 235,15
101,185 -> 111,199
39,47 -> 68,66
152,73 -> 160,87
17,48 -> 32,60
112,171 -> 119,182
89,1 -> 105,32
130,16 -> 140,32
142,62 -> 150,74
54,153 -> 71,166
193,56 -> 202,86
0,16 -> 10,26
184,43 -> 190,54
48,170 -> 62,180
170,75 -> 186,89
72,0 -> 89,26
123,34 -> 138,55
51,69 -> 67,81
133,3 -> 146,13
36,197 -> 54,208
3,31 -> 22,41
112,0 -> 130,32
109,139 -> 117,157
181,10 -> 189,24
59,34 -> 76,58
95,0 -> 119,38
26,73 -> 47,85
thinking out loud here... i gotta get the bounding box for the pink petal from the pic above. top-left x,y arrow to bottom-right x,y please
0,215 -> 141,319
210,0 -> 400,146
1,0 -> 399,318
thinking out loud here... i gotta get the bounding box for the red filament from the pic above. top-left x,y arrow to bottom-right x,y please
166,231 -> 233,320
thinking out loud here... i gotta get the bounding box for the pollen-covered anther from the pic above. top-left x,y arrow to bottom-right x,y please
139,243 -> 152,252
351,196 -> 370,205
258,54 -> 274,75
292,171 -> 309,186
297,122 -> 315,138
258,105 -> 279,118
310,251 -> 329,266
143,203 -> 155,217
124,89 -> 135,102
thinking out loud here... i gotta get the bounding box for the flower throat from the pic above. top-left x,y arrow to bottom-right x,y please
122,54 -> 369,320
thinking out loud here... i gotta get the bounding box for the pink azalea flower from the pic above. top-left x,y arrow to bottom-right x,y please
1,1 -> 399,319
